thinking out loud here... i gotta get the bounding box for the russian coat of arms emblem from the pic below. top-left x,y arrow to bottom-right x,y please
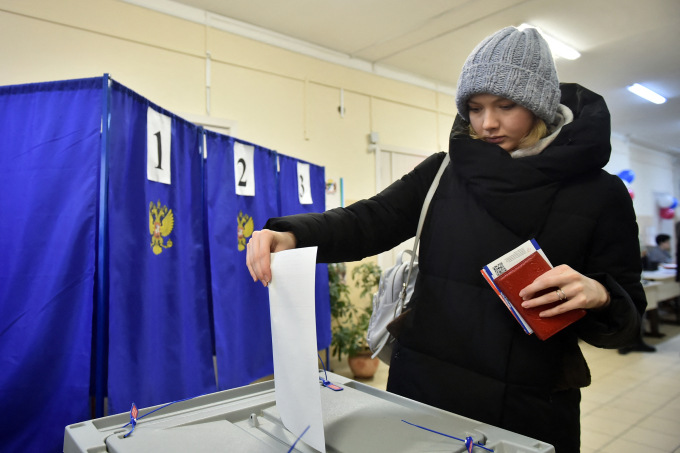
237,211 -> 254,251
149,200 -> 174,255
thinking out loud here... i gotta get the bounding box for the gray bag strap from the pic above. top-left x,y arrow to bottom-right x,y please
398,153 -> 451,303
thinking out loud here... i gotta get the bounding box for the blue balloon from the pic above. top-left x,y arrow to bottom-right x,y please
671,197 -> 678,209
617,169 -> 635,184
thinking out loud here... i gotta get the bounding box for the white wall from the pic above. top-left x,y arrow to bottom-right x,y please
0,0 -> 458,208
606,133 -> 680,247
3,0 -> 680,254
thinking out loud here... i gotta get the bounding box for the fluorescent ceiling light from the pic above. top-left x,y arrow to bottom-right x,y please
517,24 -> 581,60
627,83 -> 666,104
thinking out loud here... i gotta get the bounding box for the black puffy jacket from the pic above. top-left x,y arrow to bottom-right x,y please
265,84 -> 645,452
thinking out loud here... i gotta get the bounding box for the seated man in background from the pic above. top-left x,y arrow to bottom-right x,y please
647,234 -> 673,268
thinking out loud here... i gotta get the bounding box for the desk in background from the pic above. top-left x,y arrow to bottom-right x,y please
642,270 -> 680,337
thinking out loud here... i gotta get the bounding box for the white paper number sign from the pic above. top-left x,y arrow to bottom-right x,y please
234,142 -> 255,196
147,107 -> 172,185
297,162 -> 313,205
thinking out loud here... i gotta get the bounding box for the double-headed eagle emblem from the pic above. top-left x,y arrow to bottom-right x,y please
237,211 -> 254,251
149,200 -> 174,255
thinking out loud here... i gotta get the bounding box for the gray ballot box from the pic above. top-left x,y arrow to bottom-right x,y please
64,371 -> 554,453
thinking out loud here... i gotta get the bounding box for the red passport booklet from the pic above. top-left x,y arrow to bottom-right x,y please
493,251 -> 586,340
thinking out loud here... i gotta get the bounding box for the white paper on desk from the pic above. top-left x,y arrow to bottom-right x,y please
268,247 -> 325,453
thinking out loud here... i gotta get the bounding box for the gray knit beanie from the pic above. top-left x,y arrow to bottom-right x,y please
456,26 -> 560,124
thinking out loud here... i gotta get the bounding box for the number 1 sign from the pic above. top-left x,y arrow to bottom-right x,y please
234,142 -> 255,196
147,107 -> 172,185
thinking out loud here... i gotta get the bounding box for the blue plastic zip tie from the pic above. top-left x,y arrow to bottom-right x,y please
286,425 -> 310,453
121,393 -> 206,438
402,420 -> 493,452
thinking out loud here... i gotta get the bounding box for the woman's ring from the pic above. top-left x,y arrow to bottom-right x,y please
556,288 -> 567,301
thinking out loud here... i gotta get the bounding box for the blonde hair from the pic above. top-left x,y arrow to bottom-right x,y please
468,116 -> 548,150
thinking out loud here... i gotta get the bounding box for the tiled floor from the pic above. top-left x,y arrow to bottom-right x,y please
580,325 -> 680,453
329,324 -> 680,453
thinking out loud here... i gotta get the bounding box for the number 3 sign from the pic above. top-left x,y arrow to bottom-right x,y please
297,162 -> 313,205
234,142 -> 255,196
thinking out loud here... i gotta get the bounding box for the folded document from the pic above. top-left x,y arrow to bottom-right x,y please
481,239 -> 585,340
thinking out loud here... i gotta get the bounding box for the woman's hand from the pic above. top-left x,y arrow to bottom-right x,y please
246,230 -> 297,287
518,264 -> 610,317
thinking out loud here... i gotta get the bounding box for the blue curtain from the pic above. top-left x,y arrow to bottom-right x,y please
0,76 -> 333,453
277,155 -> 331,351
0,78 -> 101,453
204,132 -> 278,390
106,82 -> 215,414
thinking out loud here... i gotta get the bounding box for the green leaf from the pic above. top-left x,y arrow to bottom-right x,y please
328,262 -> 382,360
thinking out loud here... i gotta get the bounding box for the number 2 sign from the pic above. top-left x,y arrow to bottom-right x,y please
297,162 -> 313,205
234,142 -> 255,196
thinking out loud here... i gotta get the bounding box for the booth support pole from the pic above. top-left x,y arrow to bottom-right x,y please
199,129 -> 219,389
95,74 -> 112,418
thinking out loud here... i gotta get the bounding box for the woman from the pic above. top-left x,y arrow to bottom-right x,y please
247,27 -> 645,452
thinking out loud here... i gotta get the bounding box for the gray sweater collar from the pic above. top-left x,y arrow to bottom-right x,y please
510,104 -> 574,159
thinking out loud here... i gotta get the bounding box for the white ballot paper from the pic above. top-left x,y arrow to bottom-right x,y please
268,247 -> 326,453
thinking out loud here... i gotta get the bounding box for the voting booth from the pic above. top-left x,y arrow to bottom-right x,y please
204,132 -> 279,391
0,76 -> 331,453
64,371 -> 555,453
0,77 -> 100,453
106,79 -> 216,415
277,155 -> 332,352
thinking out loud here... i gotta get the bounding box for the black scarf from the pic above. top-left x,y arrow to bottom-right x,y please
449,83 -> 612,239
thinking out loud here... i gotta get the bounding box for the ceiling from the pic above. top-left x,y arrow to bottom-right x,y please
174,0 -> 680,152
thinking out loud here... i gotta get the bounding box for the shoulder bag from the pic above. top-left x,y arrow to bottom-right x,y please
366,153 -> 450,364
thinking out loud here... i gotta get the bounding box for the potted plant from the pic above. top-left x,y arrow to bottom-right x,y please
328,262 -> 382,378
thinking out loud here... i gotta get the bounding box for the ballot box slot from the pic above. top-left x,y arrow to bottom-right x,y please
171,400 -> 277,428
234,412 -> 333,453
